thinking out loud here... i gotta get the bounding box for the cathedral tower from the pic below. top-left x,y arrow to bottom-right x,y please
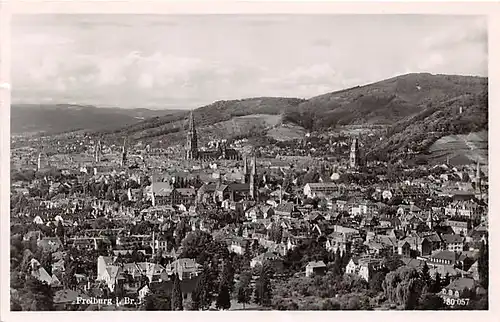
476,159 -> 483,199
185,111 -> 198,160
37,152 -> 47,171
242,155 -> 249,184
95,139 -> 102,163
349,137 -> 360,169
249,154 -> 257,200
121,137 -> 128,167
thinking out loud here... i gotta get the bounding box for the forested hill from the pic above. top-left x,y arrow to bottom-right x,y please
370,90 -> 488,162
98,73 -> 487,163
282,73 -> 487,131
101,97 -> 306,141
11,104 -> 180,135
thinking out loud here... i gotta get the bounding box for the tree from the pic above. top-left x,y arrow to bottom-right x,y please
332,248 -> 343,276
21,276 -> 54,311
63,262 -> 77,290
284,239 -> 329,273
442,273 -> 450,288
344,295 -> 361,310
243,242 -> 252,261
142,283 -> 172,311
180,230 -> 229,264
55,220 -> 65,242
418,287 -> 444,310
190,286 -> 201,311
175,219 -> 190,247
382,254 -> 404,272
171,274 -> 183,311
236,271 -> 252,309
191,263 -> 214,310
216,284 -> 231,310
432,272 -> 442,293
382,266 -> 425,310
478,240 -> 488,289
341,247 -> 351,270
221,259 -> 235,293
254,264 -> 272,307
269,223 -> 283,243
105,185 -> 114,200
421,262 -> 431,287
369,271 -> 386,293
216,260 -> 234,310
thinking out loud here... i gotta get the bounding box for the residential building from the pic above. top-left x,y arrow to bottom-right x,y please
250,252 -> 284,272
440,278 -> 477,300
166,258 -> 200,280
305,261 -> 327,277
303,182 -> 338,198
346,257 -> 383,282
441,234 -> 465,253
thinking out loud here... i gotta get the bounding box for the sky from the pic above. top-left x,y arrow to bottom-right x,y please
11,14 -> 488,110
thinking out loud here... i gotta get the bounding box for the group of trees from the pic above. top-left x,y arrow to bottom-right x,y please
10,234 -> 56,311
272,270 -> 371,310
380,260 -> 487,311
142,250 -> 236,311
189,259 -> 235,311
235,270 -> 253,309
253,264 -> 273,307
382,266 -> 428,310
478,240 -> 489,290
180,230 -> 229,264
11,276 -> 54,311
284,240 -> 349,275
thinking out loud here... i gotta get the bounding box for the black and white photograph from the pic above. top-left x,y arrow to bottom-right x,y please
5,4 -> 493,314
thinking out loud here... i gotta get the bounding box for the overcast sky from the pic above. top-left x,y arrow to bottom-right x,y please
12,14 -> 487,110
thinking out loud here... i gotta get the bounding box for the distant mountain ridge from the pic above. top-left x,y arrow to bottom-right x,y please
284,73 -> 487,130
11,104 -> 183,134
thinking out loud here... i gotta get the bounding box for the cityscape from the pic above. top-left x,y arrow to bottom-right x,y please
9,14 -> 489,311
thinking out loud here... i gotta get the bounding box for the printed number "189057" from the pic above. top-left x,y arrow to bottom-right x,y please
445,298 -> 470,306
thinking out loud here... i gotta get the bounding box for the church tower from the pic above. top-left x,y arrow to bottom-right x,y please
249,154 -> 257,200
427,210 -> 434,230
476,159 -> 482,199
185,111 -> 198,160
349,137 -> 360,169
95,139 -> 102,163
121,137 -> 128,167
37,152 -> 47,171
242,155 -> 249,184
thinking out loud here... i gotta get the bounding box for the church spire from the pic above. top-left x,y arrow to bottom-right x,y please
95,139 -> 102,163
251,154 -> 256,175
476,159 -> 482,199
249,154 -> 257,200
242,154 -> 249,183
427,210 -> 433,230
185,110 -> 198,160
121,136 -> 128,167
349,137 -> 360,169
189,110 -> 196,133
